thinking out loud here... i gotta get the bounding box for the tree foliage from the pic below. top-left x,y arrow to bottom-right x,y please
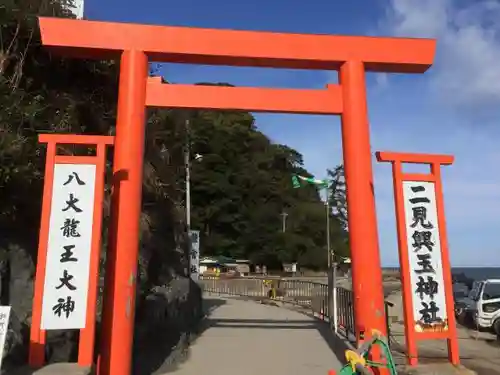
187,105 -> 349,269
328,165 -> 347,229
0,0 -> 349,277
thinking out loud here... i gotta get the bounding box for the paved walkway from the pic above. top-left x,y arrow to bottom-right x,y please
167,295 -> 344,375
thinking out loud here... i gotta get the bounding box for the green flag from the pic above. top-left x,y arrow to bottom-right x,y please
291,174 -> 328,189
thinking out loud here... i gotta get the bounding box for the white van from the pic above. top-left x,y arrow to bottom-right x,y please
455,279 -> 500,336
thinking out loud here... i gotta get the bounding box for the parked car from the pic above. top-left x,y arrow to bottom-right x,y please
455,279 -> 500,336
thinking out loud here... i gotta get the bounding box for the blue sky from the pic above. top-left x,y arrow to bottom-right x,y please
83,0 -> 500,267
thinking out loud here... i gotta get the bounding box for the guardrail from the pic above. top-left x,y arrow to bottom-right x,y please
199,275 -> 357,342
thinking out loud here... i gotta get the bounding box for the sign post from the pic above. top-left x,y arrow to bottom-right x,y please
29,134 -> 114,368
376,151 -> 459,366
189,230 -> 200,280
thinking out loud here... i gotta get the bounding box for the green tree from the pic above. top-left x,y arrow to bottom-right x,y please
327,165 -> 349,262
328,165 -> 348,229
184,106 -> 348,270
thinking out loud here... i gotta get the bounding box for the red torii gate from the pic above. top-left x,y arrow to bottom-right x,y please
34,17 -> 436,375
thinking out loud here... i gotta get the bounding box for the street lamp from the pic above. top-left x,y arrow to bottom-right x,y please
292,173 -> 337,329
184,119 -> 205,281
325,186 -> 331,269
184,119 -> 203,232
280,211 -> 288,233
324,183 -> 338,333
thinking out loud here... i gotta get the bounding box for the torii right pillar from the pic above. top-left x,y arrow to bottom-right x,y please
340,61 -> 388,343
376,151 -> 459,366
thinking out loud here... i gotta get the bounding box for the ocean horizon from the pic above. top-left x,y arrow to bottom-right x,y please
383,266 -> 500,281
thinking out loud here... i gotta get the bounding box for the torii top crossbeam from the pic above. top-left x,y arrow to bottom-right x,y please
38,17 -> 435,72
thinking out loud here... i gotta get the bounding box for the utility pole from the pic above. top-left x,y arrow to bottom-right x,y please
325,183 -> 337,332
185,118 -> 204,281
280,211 -> 288,232
325,187 -> 331,268
185,119 -> 191,232
184,118 -> 203,232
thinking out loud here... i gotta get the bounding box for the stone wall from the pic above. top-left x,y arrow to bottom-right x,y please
0,208 -> 203,374
0,241 -> 37,370
132,279 -> 202,374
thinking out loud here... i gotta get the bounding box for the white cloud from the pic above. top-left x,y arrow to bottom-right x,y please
379,0 -> 500,108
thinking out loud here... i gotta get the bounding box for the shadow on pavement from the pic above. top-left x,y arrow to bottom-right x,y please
156,296 -> 348,373
201,317 -> 320,329
258,301 -> 352,367
313,319 -> 351,367
196,301 -> 349,369
132,280 -> 211,375
203,316 -> 349,365
285,308 -> 352,368
146,297 -> 227,374
202,297 -> 227,317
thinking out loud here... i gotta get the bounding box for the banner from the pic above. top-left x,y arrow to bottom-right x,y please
403,181 -> 448,333
41,164 -> 97,330
189,230 -> 200,280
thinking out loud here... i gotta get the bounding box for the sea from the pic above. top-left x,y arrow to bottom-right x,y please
381,267 -> 500,297
450,267 -> 500,281
383,267 -> 500,281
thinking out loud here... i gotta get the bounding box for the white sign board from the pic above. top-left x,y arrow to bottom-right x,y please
402,181 -> 448,333
189,230 -> 200,280
63,0 -> 85,19
41,164 -> 97,330
74,0 -> 85,19
0,306 -> 11,369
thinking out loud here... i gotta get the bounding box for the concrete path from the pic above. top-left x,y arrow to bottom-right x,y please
166,295 -> 345,375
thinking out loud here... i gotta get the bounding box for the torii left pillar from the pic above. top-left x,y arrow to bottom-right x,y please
98,50 -> 148,375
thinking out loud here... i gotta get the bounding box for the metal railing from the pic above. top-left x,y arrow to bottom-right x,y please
336,286 -> 355,341
199,275 -> 357,342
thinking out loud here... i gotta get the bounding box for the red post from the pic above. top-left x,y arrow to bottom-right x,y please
391,160 -> 418,365
340,60 -> 387,342
376,151 -> 459,366
99,49 -> 148,375
79,140 -> 110,367
29,142 -> 56,367
29,134 -> 113,368
432,163 -> 460,365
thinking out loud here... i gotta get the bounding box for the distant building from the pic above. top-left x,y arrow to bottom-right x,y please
62,0 -> 85,19
199,257 -> 251,275
282,262 -> 298,273
226,259 -> 251,275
